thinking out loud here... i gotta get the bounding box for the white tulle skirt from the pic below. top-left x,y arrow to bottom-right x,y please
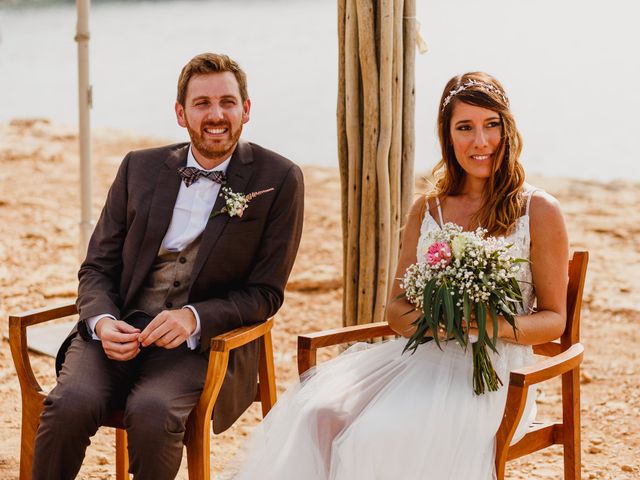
222,338 -> 536,480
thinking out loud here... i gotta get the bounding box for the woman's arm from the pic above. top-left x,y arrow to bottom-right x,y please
386,196 -> 426,337
487,191 -> 569,345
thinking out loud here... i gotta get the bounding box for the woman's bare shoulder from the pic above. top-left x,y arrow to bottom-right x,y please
526,185 -> 567,241
407,194 -> 427,219
527,186 -> 562,219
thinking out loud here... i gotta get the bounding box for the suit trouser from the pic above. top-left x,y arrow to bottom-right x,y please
32,334 -> 209,480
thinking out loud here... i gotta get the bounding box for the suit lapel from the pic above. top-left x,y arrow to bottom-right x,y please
125,145 -> 188,306
190,140 -> 255,288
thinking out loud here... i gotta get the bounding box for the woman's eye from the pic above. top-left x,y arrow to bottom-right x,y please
457,125 -> 471,131
487,121 -> 501,128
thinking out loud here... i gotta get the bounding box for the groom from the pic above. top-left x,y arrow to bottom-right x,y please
31,53 -> 304,479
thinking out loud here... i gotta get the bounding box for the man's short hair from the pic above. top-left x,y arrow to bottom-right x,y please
176,53 -> 249,105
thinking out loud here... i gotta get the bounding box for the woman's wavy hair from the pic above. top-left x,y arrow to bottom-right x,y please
430,72 -> 525,236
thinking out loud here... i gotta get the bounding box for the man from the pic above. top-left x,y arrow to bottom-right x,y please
32,53 -> 304,479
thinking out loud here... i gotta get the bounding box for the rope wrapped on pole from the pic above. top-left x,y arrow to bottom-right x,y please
338,0 -> 416,328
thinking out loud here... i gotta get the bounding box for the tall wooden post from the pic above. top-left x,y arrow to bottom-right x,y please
338,0 -> 416,327
76,0 -> 93,257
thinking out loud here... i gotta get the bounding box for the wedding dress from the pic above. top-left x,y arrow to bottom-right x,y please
224,193 -> 539,480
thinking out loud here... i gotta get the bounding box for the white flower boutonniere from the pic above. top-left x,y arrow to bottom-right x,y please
210,187 -> 275,219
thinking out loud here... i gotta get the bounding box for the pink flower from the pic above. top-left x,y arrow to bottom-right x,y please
426,241 -> 452,268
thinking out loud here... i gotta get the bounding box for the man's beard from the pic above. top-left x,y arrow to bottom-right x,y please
186,119 -> 243,163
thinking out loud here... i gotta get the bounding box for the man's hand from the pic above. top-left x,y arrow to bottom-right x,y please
138,309 -> 196,349
95,318 -> 141,361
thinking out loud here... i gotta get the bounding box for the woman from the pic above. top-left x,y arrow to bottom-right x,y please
224,72 -> 568,479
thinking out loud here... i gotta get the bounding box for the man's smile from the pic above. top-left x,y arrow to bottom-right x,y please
203,126 -> 228,136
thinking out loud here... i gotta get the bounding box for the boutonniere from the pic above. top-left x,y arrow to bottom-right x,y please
210,187 -> 275,218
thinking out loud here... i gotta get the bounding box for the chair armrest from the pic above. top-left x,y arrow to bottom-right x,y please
298,321 -> 395,350
495,342 -> 585,465
8,303 -> 78,397
509,343 -> 584,388
9,303 -> 78,328
209,318 -> 274,353
194,319 -> 275,422
297,321 -> 396,375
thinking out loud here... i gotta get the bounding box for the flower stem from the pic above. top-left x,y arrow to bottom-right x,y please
472,343 -> 503,395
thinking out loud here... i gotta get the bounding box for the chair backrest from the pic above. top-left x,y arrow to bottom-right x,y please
561,251 -> 589,350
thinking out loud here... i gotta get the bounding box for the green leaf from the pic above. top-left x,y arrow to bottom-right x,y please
443,285 -> 455,335
463,292 -> 471,324
432,287 -> 445,349
452,292 -> 465,347
422,278 -> 438,321
463,292 -> 472,346
489,303 -> 499,346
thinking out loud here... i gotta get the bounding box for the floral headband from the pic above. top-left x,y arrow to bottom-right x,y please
441,79 -> 509,110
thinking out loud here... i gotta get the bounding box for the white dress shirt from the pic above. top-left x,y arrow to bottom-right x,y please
87,146 -> 231,350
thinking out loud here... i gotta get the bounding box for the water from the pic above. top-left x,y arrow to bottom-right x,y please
0,0 -> 638,181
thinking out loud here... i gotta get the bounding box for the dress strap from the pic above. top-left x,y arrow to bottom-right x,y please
435,197 -> 445,225
525,189 -> 540,216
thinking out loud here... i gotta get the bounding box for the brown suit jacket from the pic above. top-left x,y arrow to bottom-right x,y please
57,140 -> 304,433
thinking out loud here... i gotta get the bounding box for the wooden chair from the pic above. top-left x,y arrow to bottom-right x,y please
9,303 -> 277,480
298,251 -> 588,480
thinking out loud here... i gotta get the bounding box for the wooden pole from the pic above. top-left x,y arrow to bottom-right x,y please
76,0 -> 93,258
373,0 -> 394,324
401,0 -> 416,222
339,0 -> 415,328
343,0 -> 362,326
388,0 -> 404,291
337,0 -> 348,282
355,0 -> 379,326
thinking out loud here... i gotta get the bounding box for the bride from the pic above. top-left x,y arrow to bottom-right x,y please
224,72 -> 569,479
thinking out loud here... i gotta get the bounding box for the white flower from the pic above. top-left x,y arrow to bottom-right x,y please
451,235 -> 468,259
211,187 -> 275,218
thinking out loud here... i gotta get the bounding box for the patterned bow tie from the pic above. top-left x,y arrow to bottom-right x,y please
178,166 -> 227,187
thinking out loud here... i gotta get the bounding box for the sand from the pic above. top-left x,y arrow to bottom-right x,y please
0,118 -> 638,479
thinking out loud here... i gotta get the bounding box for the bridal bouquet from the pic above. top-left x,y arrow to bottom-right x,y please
400,223 -> 526,395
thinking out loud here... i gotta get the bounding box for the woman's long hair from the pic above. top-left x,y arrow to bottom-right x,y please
429,72 -> 525,236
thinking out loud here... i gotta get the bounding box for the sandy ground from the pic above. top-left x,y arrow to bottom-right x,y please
0,118 -> 638,479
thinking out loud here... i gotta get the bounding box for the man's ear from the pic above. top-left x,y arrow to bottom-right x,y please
175,101 -> 187,128
242,99 -> 251,125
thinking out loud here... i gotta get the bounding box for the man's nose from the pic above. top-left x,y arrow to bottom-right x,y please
207,104 -> 224,121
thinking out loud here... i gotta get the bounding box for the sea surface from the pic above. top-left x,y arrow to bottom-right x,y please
0,0 -> 638,181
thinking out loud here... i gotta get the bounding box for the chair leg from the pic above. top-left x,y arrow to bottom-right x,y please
18,395 -> 44,480
185,349 -> 230,480
115,428 -> 129,480
562,367 -> 582,479
185,408 -> 210,480
258,331 -> 277,416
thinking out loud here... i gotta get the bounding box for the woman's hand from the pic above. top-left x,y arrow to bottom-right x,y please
466,312 -> 507,342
